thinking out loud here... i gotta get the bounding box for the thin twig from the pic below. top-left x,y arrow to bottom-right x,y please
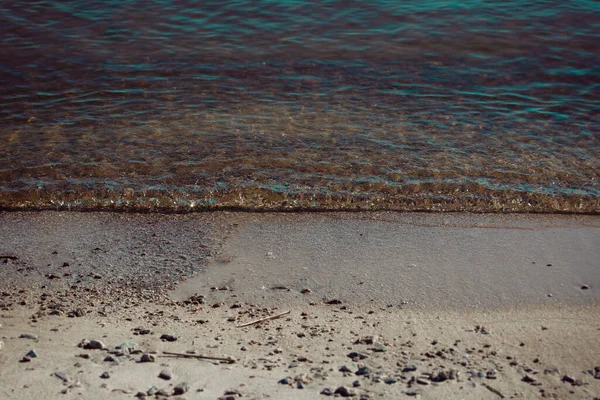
236,310 -> 291,328
162,351 -> 235,363
483,383 -> 505,399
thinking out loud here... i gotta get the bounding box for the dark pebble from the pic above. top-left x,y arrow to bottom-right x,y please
278,377 -> 292,385
340,364 -> 357,373
173,382 -> 190,395
158,369 -> 173,380
334,386 -> 357,397
581,285 -> 590,290
562,375 -> 576,384
347,351 -> 368,360
140,353 -> 156,363
432,371 -> 449,382
320,388 -> 334,396
100,371 -> 110,379
83,340 -> 105,350
19,334 -> 38,340
402,365 -> 417,373
356,366 -> 372,376
160,333 -> 178,342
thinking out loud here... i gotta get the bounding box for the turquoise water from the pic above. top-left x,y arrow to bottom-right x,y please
0,1 -> 599,212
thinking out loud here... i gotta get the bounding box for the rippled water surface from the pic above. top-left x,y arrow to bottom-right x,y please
1,0 -> 599,212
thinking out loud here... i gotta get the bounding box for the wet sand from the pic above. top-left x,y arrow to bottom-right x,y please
0,211 -> 599,399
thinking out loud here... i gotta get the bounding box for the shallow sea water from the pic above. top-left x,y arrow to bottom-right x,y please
1,0 -> 599,212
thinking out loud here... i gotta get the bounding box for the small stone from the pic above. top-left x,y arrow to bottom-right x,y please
356,366 -> 372,376
72,308 -> 85,317
301,288 -> 312,294
103,355 -> 115,362
173,382 -> 190,395
522,375 -> 537,384
19,334 -> 38,340
54,371 -> 69,382
135,391 -> 146,398
340,364 -> 357,373
20,356 -> 31,363
384,377 -> 397,384
160,333 -> 178,342
146,386 -> 159,396
562,375 -> 576,384
296,382 -> 304,389
417,378 -> 429,385
372,344 -> 387,352
334,386 -> 357,397
158,369 -> 173,380
325,299 -> 342,305
432,371 -> 449,382
347,351 -> 368,361
100,371 -> 110,379
355,336 -> 375,345
486,370 -> 497,379
140,353 -> 155,363
25,349 -> 38,358
78,353 -> 90,359
403,365 -> 418,372
278,377 -> 292,385
406,391 -> 419,397
320,388 -> 334,396
581,285 -> 589,290
84,340 -> 105,350
352,380 -> 361,387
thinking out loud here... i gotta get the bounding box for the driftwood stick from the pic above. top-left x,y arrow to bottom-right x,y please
483,383 -> 505,399
162,351 -> 235,363
236,310 -> 291,328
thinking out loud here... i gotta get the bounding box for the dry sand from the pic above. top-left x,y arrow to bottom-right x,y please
0,211 -> 599,399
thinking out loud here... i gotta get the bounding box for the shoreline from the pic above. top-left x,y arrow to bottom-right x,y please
1,211 -> 599,399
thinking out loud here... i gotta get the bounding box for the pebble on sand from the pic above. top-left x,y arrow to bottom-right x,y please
334,386 -> 357,397
158,369 -> 173,380
83,340 -> 105,350
173,382 -> 190,395
140,353 -> 156,363
160,333 -> 178,342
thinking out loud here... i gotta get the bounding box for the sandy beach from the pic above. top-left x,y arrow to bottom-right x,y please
0,211 -> 599,399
